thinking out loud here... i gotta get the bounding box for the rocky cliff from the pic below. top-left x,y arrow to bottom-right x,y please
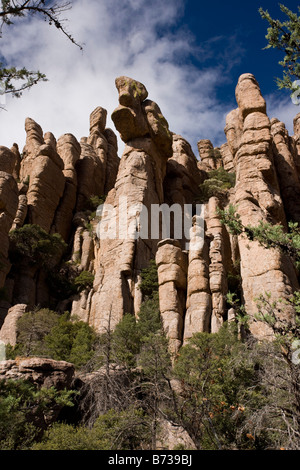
0,73 -> 299,352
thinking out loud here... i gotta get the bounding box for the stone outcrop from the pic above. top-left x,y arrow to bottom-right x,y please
87,77 -> 173,333
156,239 -> 188,354
165,134 -> 203,207
26,144 -> 65,232
51,133 -> 81,240
271,118 -> 300,224
0,357 -> 74,390
184,214 -> 211,342
0,303 -> 28,345
0,72 -> 300,351
76,107 -> 119,213
197,139 -> 222,171
225,73 -> 298,337
206,197 -> 228,333
0,147 -> 19,289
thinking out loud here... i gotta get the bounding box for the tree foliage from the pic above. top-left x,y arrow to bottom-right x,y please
259,3 -> 300,90
139,259 -> 159,299
0,0 -> 81,100
218,204 -> 300,269
7,309 -> 98,369
0,378 -> 75,449
9,224 -> 67,269
33,408 -> 152,450
196,167 -> 235,203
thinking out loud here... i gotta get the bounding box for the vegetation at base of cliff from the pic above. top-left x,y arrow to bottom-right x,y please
2,223 -> 300,450
32,408 -> 152,451
6,310 -> 97,369
2,308 -> 300,450
196,167 -> 236,203
0,379 -> 75,450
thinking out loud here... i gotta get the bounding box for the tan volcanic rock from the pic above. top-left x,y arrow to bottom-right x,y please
235,73 -> 266,118
227,74 -> 298,337
26,143 -> 65,232
219,142 -> 234,172
0,147 -> 19,288
111,76 -> 149,142
165,134 -> 203,206
0,357 -> 74,390
271,118 -> 300,224
76,107 -> 119,212
88,77 -> 172,334
197,139 -> 218,171
206,197 -> 227,333
12,192 -> 28,230
224,108 -> 243,158
89,106 -> 107,135
156,239 -> 187,355
52,133 -> 81,240
103,128 -> 120,194
0,145 -> 17,175
20,118 -> 44,182
184,213 -> 211,341
0,304 -> 28,346
10,143 -> 21,180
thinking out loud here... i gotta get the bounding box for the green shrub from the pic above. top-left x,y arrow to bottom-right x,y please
0,379 -> 75,450
7,308 -> 59,359
139,259 -> 158,299
44,312 -> 97,368
74,270 -> 94,291
8,310 -> 97,369
9,224 -> 67,269
33,408 -> 151,450
197,167 -> 236,203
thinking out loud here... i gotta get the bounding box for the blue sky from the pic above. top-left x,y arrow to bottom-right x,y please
181,0 -> 298,101
0,0 -> 299,157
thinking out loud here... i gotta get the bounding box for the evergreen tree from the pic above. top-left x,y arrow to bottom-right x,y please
259,4 -> 300,91
0,0 -> 81,102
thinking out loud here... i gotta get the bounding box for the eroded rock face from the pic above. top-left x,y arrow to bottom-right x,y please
197,139 -> 220,171
51,133 -> 81,240
27,145 -> 65,232
156,239 -> 187,354
165,134 -> 203,207
87,77 -> 173,333
0,304 -> 28,345
271,118 -> 300,224
0,357 -> 74,390
1,73 -> 300,350
206,197 -> 228,333
226,73 -> 298,337
0,147 -> 19,289
235,73 -> 266,118
76,107 -> 119,212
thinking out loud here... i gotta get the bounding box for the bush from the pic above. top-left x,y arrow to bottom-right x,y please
197,167 -> 236,203
8,310 -> 98,369
44,312 -> 97,368
9,224 -> 67,269
33,408 -> 151,450
74,270 -> 94,292
7,308 -> 59,358
0,379 -> 75,450
139,259 -> 158,299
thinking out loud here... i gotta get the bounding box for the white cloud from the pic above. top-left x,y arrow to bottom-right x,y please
265,91 -> 300,136
0,0 -> 237,158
